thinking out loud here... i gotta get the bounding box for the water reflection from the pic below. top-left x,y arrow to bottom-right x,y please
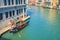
2,29 -> 28,40
40,8 -> 50,20
29,6 -> 38,10
48,9 -> 57,24
41,8 -> 57,24
0,37 -> 11,40
40,7 -> 44,14
20,29 -> 28,40
2,6 -> 60,40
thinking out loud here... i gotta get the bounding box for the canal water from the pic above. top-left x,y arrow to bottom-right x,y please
1,6 -> 60,40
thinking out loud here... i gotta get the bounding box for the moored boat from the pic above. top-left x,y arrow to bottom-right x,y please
10,8 -> 30,33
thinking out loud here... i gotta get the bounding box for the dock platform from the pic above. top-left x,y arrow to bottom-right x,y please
0,26 -> 11,37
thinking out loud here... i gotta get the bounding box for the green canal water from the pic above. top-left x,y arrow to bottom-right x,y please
1,6 -> 60,40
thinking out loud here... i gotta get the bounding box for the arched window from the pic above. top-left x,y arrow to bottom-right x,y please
19,0 -> 20,4
24,0 -> 25,4
19,9 -> 21,14
24,8 -> 26,12
9,11 -> 12,17
8,0 -> 10,5
21,0 -> 22,4
21,9 -> 23,14
4,0 -> 7,5
16,0 -> 18,4
12,0 -> 14,5
16,10 -> 19,15
0,13 -> 3,20
5,12 -> 8,18
13,10 -> 15,16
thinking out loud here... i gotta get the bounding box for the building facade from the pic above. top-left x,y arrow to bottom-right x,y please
44,0 -> 52,8
40,0 -> 58,9
0,0 -> 27,28
57,0 -> 60,9
28,0 -> 36,6
52,0 -> 57,8
35,0 -> 42,6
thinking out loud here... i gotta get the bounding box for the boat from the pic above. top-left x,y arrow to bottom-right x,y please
0,0 -> 29,36
10,8 -> 30,33
18,15 -> 30,29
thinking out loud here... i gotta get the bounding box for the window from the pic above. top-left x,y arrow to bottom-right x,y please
13,11 -> 15,16
19,0 -> 20,4
8,0 -> 10,5
4,0 -> 7,5
24,8 -> 26,12
21,0 -> 22,4
16,0 -> 18,4
12,0 -> 14,5
17,10 -> 19,15
21,9 -> 23,13
38,0 -> 41,2
24,0 -> 25,4
9,11 -> 12,17
0,13 -> 3,20
19,9 -> 20,14
5,12 -> 8,18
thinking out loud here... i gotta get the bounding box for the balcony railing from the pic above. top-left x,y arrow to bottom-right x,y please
0,4 -> 26,8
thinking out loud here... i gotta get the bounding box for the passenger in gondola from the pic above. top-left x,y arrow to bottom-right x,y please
10,27 -> 18,33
